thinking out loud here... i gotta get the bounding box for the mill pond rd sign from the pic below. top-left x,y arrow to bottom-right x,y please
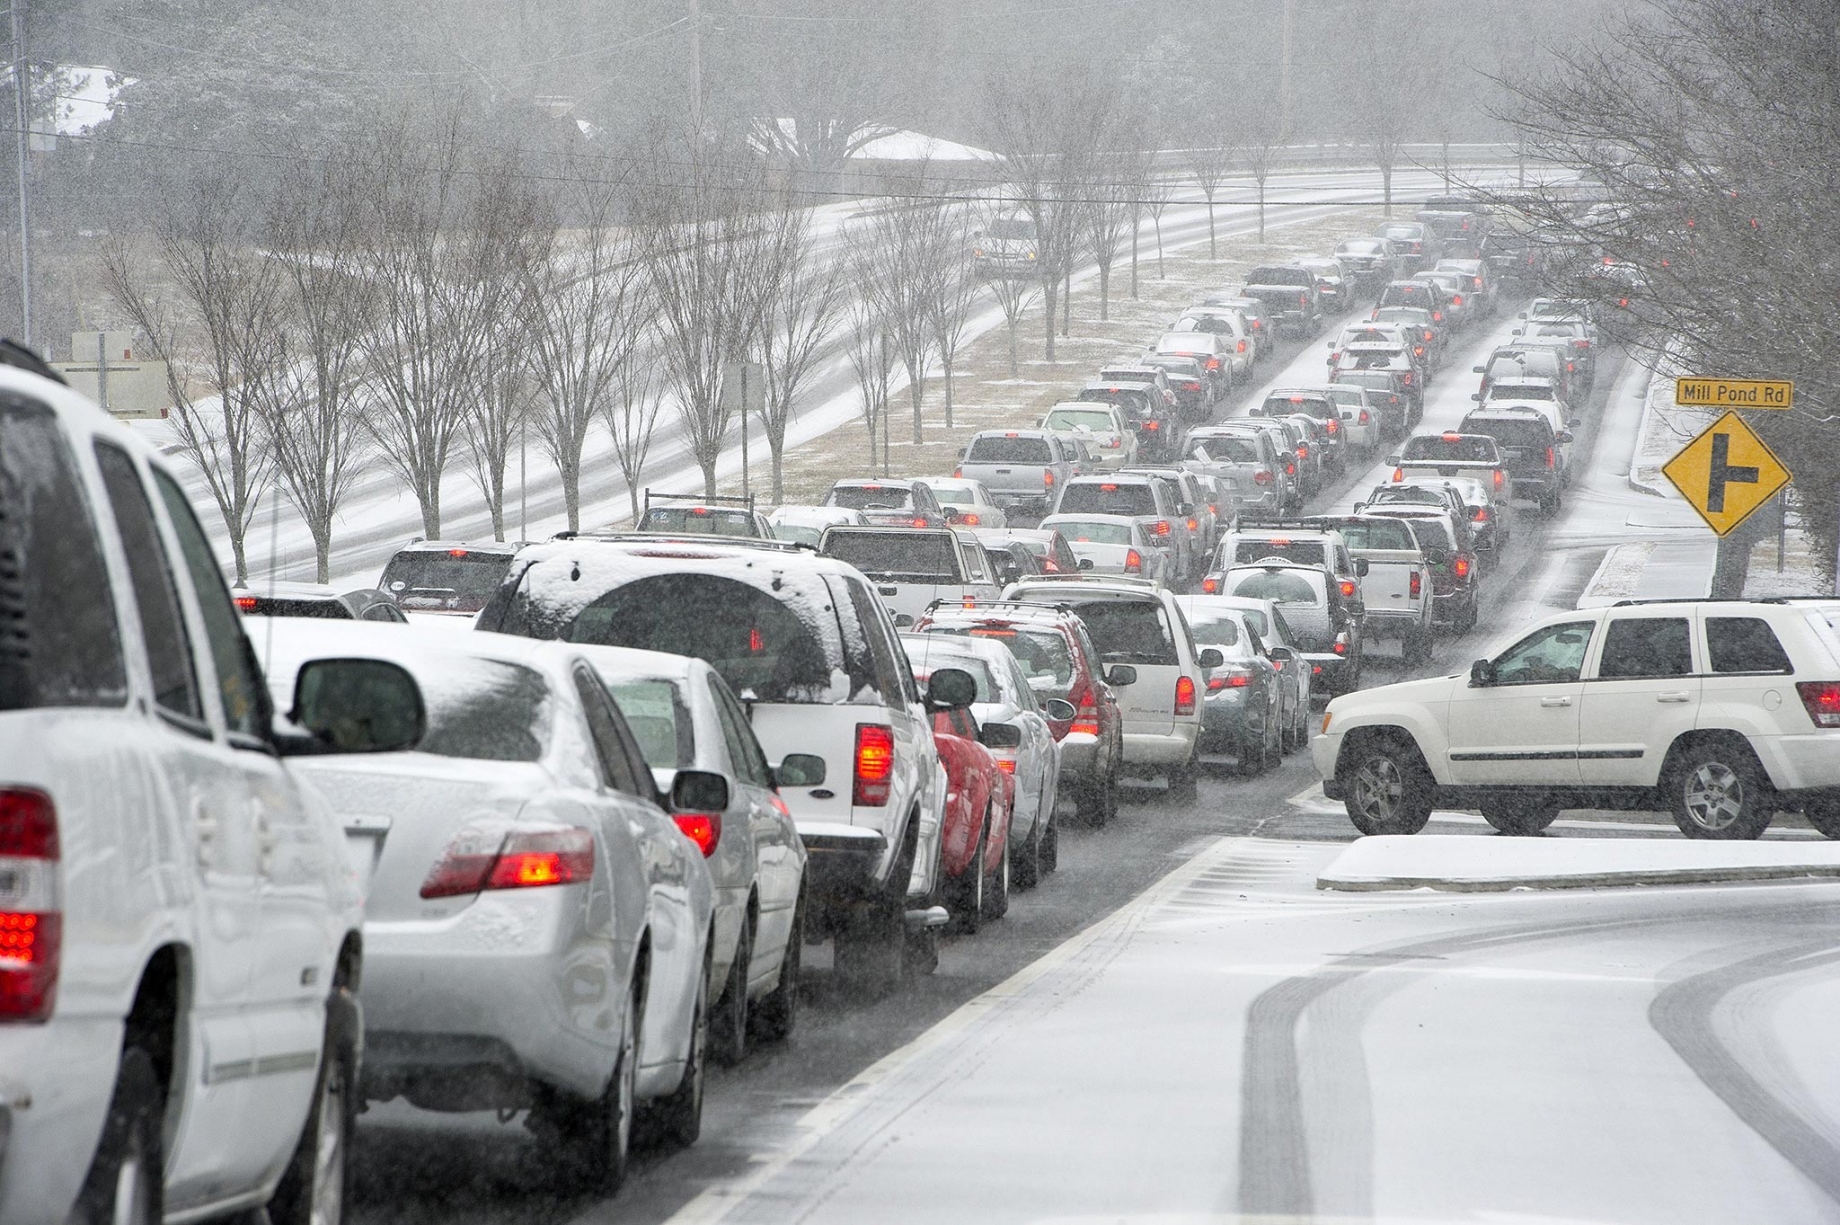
1662,410 -> 1792,537
1675,377 -> 1794,410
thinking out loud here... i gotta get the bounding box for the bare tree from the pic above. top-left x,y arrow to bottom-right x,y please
603,338 -> 667,524
1358,81 -> 1412,217
1188,140 -> 1234,259
843,229 -> 896,473
522,162 -> 647,532
1085,144 -> 1147,322
1242,108 -> 1282,243
758,205 -> 843,500
928,235 -> 981,430
102,174 -> 280,582
350,119 -> 498,539
1143,177 -> 1174,277
850,192 -> 950,443
985,249 -> 1041,378
258,151 -> 372,583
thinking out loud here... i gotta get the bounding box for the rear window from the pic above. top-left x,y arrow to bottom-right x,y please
1228,570 -> 1322,606
640,507 -> 759,537
1183,612 -> 1242,648
1397,517 -> 1457,552
1077,387 -> 1150,414
241,597 -> 353,619
927,624 -> 1076,697
772,524 -> 824,547
1057,482 -> 1157,517
604,678 -> 694,771
1706,617 -> 1793,674
1263,395 -> 1333,420
827,485 -> 914,511
905,642 -> 1000,702
1068,600 -> 1177,667
1488,384 -> 1555,401
0,400 -> 128,711
1403,436 -> 1497,463
1051,519 -> 1132,545
379,549 -> 515,614
1462,418 -> 1552,451
1193,436 -> 1263,464
820,532 -> 959,581
1234,540 -> 1326,567
1043,408 -> 1116,433
967,435 -> 1052,464
1334,372 -> 1399,393
1378,224 -> 1424,241
1339,520 -> 1417,551
416,660 -> 552,762
1380,285 -> 1432,307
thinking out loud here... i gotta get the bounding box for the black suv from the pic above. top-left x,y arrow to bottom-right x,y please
1460,407 -> 1571,516
1240,265 -> 1324,338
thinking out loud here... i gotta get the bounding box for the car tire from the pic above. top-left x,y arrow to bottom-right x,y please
1013,805 -> 1043,890
1803,800 -> 1840,840
750,894 -> 802,1043
983,830 -> 1010,922
835,899 -> 905,999
650,957 -> 708,1149
1478,798 -> 1561,836
1342,735 -> 1434,835
1040,807 -> 1059,873
1541,490 -> 1561,516
1292,695 -> 1311,753
266,986 -> 358,1225
71,1046 -> 164,1225
1668,743 -> 1775,840
555,974 -> 638,1192
1078,766 -> 1115,827
950,818 -> 988,935
710,915 -> 751,1068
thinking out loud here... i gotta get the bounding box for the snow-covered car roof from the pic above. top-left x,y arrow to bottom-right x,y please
768,504 -> 865,528
389,538 -> 523,556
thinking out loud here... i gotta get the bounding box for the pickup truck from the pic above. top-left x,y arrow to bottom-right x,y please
818,526 -> 1003,626
1240,265 -> 1323,338
1303,514 -> 1435,661
956,429 -> 1079,514
1388,432 -> 1508,497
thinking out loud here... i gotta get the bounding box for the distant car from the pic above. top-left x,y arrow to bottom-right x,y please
768,504 -> 867,547
1460,405 -> 1571,515
1193,294 -> 1276,361
1137,353 -> 1216,418
973,526 -> 1084,576
1170,306 -> 1256,378
919,476 -> 1011,529
902,634 -> 1066,890
1171,594 -> 1287,773
1322,383 -> 1383,451
1375,220 -> 1439,270
377,538 -> 521,626
1332,237 -> 1400,294
1039,401 -> 1139,471
1075,384 -> 1178,460
972,211 -> 1039,278
822,478 -> 951,529
1181,423 -> 1294,514
233,580 -> 406,622
640,493 -> 773,538
954,430 -> 1079,515
1039,513 -> 1170,584
817,525 -> 1004,626
1146,332 -> 1234,402
260,619 -> 717,1192
1298,256 -> 1352,314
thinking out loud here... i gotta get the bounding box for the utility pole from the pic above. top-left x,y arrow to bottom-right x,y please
1278,0 -> 1294,144
9,0 -> 29,347
689,0 -> 703,135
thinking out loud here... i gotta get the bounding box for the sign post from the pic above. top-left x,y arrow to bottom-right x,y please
1661,410 -> 1792,537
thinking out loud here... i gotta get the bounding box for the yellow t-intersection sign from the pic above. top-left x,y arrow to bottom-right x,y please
1662,411 -> 1791,537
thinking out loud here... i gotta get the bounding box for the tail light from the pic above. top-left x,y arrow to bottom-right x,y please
995,758 -> 1016,774
1207,669 -> 1253,691
1201,576 -> 1220,593
1618,297 -> 1630,307
1237,339 -> 1247,353
1145,421 -> 1160,432
1044,470 -> 1055,487
1071,690 -> 1101,737
960,513 -> 981,526
0,789 -> 59,1021
1452,554 -> 1472,579
1254,469 -> 1272,485
1339,579 -> 1357,598
953,468 -> 962,478
912,518 -> 930,528
1473,507 -> 1489,522
1298,294 -> 1308,308
1546,447 -> 1556,468
1409,569 -> 1423,598
1796,682 -> 1840,728
673,814 -> 722,857
1298,444 -> 1311,459
1358,409 -> 1371,425
1206,357 -> 1221,371
853,724 -> 895,806
1401,371 -> 1414,387
1333,638 -> 1348,656
1108,435 -> 1121,447
1433,310 -> 1443,321
1492,469 -> 1505,489
421,826 -> 596,899
1186,517 -> 1199,532
1325,418 -> 1339,435
1286,461 -> 1297,476
1391,467 -> 1405,482
1153,520 -> 1171,536
1124,548 -> 1143,573
1452,294 -> 1463,306
1175,675 -> 1197,716
234,595 -> 258,612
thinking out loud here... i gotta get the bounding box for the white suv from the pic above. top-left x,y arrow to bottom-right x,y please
0,363 -> 410,1222
1315,600 -> 1840,839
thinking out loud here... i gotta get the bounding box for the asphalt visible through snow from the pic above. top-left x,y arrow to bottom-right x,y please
344,292 -> 1840,1225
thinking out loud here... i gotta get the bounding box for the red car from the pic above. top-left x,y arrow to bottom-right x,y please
912,601 -> 1126,826
910,673 -> 1014,933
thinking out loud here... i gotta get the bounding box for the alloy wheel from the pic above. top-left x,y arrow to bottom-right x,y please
1683,762 -> 1745,831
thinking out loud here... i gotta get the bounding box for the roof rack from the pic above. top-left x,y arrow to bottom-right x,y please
546,530 -> 807,553
1232,514 -> 1316,531
1609,597 -> 1791,607
0,339 -> 67,386
919,598 -> 1080,617
643,490 -> 756,511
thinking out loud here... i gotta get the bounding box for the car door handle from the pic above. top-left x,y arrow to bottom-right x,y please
1539,696 -> 1572,707
1657,692 -> 1692,703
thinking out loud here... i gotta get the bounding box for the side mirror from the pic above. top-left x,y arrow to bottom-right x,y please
1043,698 -> 1077,722
1517,311 -> 1528,319
773,753 -> 827,789
979,721 -> 1024,749
944,506 -> 964,523
1386,455 -> 1402,466
1469,658 -> 1497,687
672,768 -> 732,815
1472,364 -> 1486,373
1078,557 -> 1095,571
1355,557 -> 1371,577
1105,664 -> 1138,687
1511,328 -> 1523,336
281,658 -> 426,756
1428,546 -> 1453,564
1567,417 -> 1582,430
1197,647 -> 1225,669
1555,430 -> 1574,444
926,666 -> 978,711
1267,645 -> 1295,662
894,613 -> 916,628
1352,502 -> 1365,514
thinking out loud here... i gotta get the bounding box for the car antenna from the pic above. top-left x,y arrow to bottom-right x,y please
262,485 -> 280,679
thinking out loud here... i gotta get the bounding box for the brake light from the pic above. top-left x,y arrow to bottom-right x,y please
996,758 -> 1016,774
1452,554 -> 1472,578
1409,569 -> 1422,598
1452,295 -> 1463,306
960,513 -> 981,526
1125,548 -> 1143,573
1044,470 -> 1055,487
1442,432 -> 1461,441
1298,294 -> 1307,307
1145,421 -> 1160,431
1401,371 -> 1414,386
1339,579 -> 1357,598
953,467 -> 962,478
1206,357 -> 1221,371
1201,576 -> 1220,593
1333,640 -> 1348,655
234,595 -> 257,612
421,826 -> 596,899
1298,444 -> 1310,459
1358,410 -> 1371,424
1175,675 -> 1197,716
1237,339 -> 1247,353
1100,483 -> 1118,492
1071,690 -> 1101,737
1796,682 -> 1840,728
1186,517 -> 1199,532
1433,311 -> 1443,321
447,548 -> 469,558
912,518 -> 930,528
1473,507 -> 1489,521
673,814 -> 722,857
1546,447 -> 1556,468
854,724 -> 895,806
1391,467 -> 1404,481
1492,469 -> 1505,488
0,789 -> 59,1021
1286,462 -> 1297,476
1254,469 -> 1272,485
1207,670 -> 1253,691
1326,418 -> 1339,435
749,626 -> 765,652
1154,520 -> 1171,536
691,507 -> 709,516
1618,297 -> 1630,307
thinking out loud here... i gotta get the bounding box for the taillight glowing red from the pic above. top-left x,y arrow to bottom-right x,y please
1237,339 -> 1247,352
1339,579 -> 1357,598
1071,690 -> 1101,737
1391,467 -> 1404,481
1359,410 -> 1370,424
960,513 -> 981,526
1254,469 -> 1272,485
1797,682 -> 1840,728
1201,576 -> 1220,593
1153,520 -> 1171,536
1206,357 -> 1221,370
854,724 -> 895,806
1546,447 -> 1556,468
1175,675 -> 1197,716
1125,548 -> 1143,572
1453,555 -> 1472,578
1207,671 -> 1252,692
1492,469 -> 1505,488
0,789 -> 59,1021
1409,569 -> 1423,598
673,814 -> 722,857
421,826 -> 595,899
1326,418 -> 1338,435
1044,470 -> 1055,487
234,595 -> 257,612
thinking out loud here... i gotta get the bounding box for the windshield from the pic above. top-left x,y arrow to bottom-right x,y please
820,532 -> 958,581
378,549 -> 514,613
640,507 -> 758,536
966,435 -> 1052,464
1057,482 -> 1157,516
604,678 -> 692,771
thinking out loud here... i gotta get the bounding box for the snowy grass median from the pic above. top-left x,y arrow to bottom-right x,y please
1317,834 -> 1840,892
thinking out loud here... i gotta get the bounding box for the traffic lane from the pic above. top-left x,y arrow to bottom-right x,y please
346,752 -> 1324,1225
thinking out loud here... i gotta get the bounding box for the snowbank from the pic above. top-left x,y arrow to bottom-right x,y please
1318,834 -> 1840,892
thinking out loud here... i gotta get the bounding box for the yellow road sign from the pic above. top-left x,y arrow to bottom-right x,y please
1661,411 -> 1791,537
1675,377 -> 1793,410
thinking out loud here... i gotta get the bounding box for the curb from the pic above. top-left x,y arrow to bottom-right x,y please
1318,863 -> 1840,893
1625,363 -> 1670,498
